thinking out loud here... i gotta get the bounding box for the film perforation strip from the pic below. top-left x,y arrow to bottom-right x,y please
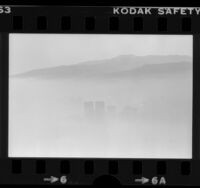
10,15 -> 196,33
37,16 -> 47,30
61,16 -> 71,30
181,161 -> 191,176
36,160 -> 46,174
156,161 -> 167,175
133,160 -> 143,175
182,17 -> 192,32
133,17 -> 143,31
11,159 -> 192,176
12,16 -> 23,30
109,17 -> 119,31
85,16 -> 95,31
12,159 -> 22,174
108,160 -> 118,175
9,159 -> 194,185
157,17 -> 167,32
60,160 -> 70,174
84,160 -> 94,174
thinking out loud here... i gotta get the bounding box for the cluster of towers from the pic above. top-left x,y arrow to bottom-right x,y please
84,101 -> 139,122
84,101 -> 116,121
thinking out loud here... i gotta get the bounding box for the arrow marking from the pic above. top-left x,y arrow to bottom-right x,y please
135,177 -> 149,184
44,176 -> 59,184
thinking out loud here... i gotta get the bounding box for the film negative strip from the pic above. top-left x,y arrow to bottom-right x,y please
0,3 -> 200,186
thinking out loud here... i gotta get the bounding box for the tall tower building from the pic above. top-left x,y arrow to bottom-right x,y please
84,101 -> 94,120
95,101 -> 105,121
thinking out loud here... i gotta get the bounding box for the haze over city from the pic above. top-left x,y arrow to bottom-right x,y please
9,34 -> 193,158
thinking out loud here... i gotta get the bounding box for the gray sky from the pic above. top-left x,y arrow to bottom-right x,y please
9,34 -> 192,75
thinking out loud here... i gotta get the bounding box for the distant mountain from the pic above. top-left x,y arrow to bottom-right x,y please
105,61 -> 192,78
11,55 -> 192,79
81,54 -> 191,66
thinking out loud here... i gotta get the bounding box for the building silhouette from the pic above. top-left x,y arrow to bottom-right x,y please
84,101 -> 94,119
83,101 -> 106,121
94,101 -> 105,120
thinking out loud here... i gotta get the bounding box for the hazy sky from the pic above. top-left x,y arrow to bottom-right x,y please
9,34 -> 192,75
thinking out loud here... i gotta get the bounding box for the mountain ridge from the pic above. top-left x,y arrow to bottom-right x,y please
11,55 -> 192,79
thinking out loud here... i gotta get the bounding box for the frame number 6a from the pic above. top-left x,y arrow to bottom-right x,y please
152,177 -> 166,185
